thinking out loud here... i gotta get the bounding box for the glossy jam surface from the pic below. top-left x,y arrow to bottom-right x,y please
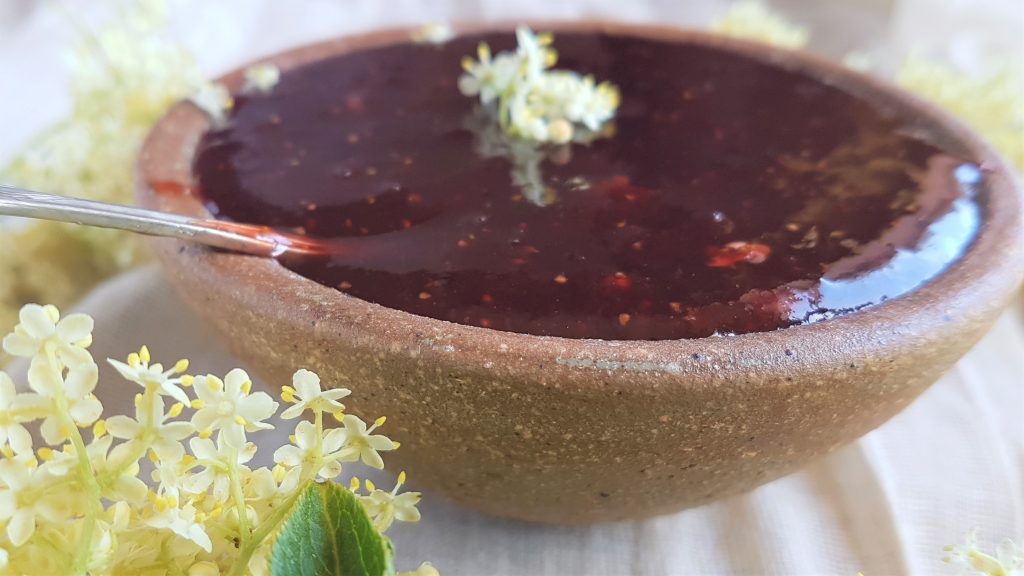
193,32 -> 982,340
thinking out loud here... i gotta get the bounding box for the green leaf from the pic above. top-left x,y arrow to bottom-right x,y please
271,482 -> 395,576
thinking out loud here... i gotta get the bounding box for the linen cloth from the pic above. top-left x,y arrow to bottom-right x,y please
2,1 -> 1022,575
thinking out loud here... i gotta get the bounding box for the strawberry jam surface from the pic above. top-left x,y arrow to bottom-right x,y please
193,32 -> 983,340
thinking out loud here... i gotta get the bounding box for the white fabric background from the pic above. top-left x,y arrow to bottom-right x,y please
2,1 -> 1023,575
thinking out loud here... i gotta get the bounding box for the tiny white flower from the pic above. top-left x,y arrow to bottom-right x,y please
360,471 -> 421,532
273,420 -> 347,480
189,81 -> 233,128
241,63 -> 280,94
107,346 -> 191,406
2,304 -> 93,369
0,372 -> 48,455
190,369 -> 278,447
145,492 -> 212,552
412,23 -> 454,45
337,414 -> 396,470
88,435 -> 149,504
280,369 -> 350,419
106,393 -> 194,462
0,456 -> 66,546
27,360 -> 102,444
185,434 -> 256,500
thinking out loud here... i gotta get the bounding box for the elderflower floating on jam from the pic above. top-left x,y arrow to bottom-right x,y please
242,63 -> 281,94
412,23 -> 455,45
459,26 -> 621,143
0,302 -> 430,574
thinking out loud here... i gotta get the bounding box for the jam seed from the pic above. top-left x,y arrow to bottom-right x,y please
669,302 -> 683,313
338,281 -> 352,290
457,239 -> 469,248
418,292 -> 432,300
480,318 -> 492,328
481,294 -> 494,304
618,313 -> 631,326
554,274 -> 568,284
631,240 -> 644,251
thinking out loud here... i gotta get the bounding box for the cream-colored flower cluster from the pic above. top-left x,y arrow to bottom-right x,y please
943,530 -> 1023,576
459,27 -> 620,143
0,303 -> 430,575
0,0 -> 199,344
710,0 -> 809,49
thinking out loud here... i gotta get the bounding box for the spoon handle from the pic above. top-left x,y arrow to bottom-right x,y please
0,184 -> 287,257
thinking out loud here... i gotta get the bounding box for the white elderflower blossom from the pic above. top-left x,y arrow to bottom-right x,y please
242,63 -> 281,94
279,368 -> 350,419
459,26 -> 620,143
337,414 -> 397,470
0,456 -> 66,545
273,420 -> 348,481
185,434 -> 256,501
360,472 -> 422,532
27,360 -> 102,444
108,345 -> 192,406
2,304 -> 93,369
0,372 -> 47,455
144,493 -> 212,552
106,393 -> 194,462
190,368 -> 277,447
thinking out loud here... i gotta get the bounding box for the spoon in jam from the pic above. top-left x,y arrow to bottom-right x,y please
0,184 -> 481,271
0,184 -> 327,258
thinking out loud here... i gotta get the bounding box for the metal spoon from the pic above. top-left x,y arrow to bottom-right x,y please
0,184 -> 480,272
0,184 -> 325,257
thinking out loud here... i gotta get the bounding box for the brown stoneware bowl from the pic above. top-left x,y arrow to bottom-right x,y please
137,22 -> 1024,523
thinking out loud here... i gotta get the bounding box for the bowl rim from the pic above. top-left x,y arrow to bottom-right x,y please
137,20 -> 1023,377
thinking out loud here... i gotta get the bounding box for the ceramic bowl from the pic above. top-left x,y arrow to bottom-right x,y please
137,22 -> 1023,523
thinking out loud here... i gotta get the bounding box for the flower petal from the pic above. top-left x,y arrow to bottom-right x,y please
1,332 -> 38,357
65,362 -> 99,398
18,304 -> 55,340
362,447 -> 385,470
105,415 -> 143,440
56,313 -> 94,344
69,396 -> 103,426
7,508 -> 36,546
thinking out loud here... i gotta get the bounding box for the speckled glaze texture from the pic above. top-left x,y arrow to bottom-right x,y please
137,23 -> 1024,523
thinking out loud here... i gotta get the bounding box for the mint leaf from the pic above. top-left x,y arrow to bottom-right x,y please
271,482 -> 395,576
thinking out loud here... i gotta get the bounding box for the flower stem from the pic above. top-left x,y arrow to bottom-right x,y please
228,446 -> 250,550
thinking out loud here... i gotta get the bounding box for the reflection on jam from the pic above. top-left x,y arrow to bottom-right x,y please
193,32 -> 983,340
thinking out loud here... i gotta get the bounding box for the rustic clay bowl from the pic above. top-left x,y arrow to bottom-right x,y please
137,22 -> 1024,523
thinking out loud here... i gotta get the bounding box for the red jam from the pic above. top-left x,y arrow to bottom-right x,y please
193,32 -> 983,340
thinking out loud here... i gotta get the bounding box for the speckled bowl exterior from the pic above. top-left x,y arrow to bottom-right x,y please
136,22 -> 1024,523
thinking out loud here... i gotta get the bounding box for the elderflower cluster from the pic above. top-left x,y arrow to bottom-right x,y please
0,0 -> 200,342
458,27 -> 620,143
710,0 -> 810,49
943,530 -> 1023,576
0,303 -> 429,575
